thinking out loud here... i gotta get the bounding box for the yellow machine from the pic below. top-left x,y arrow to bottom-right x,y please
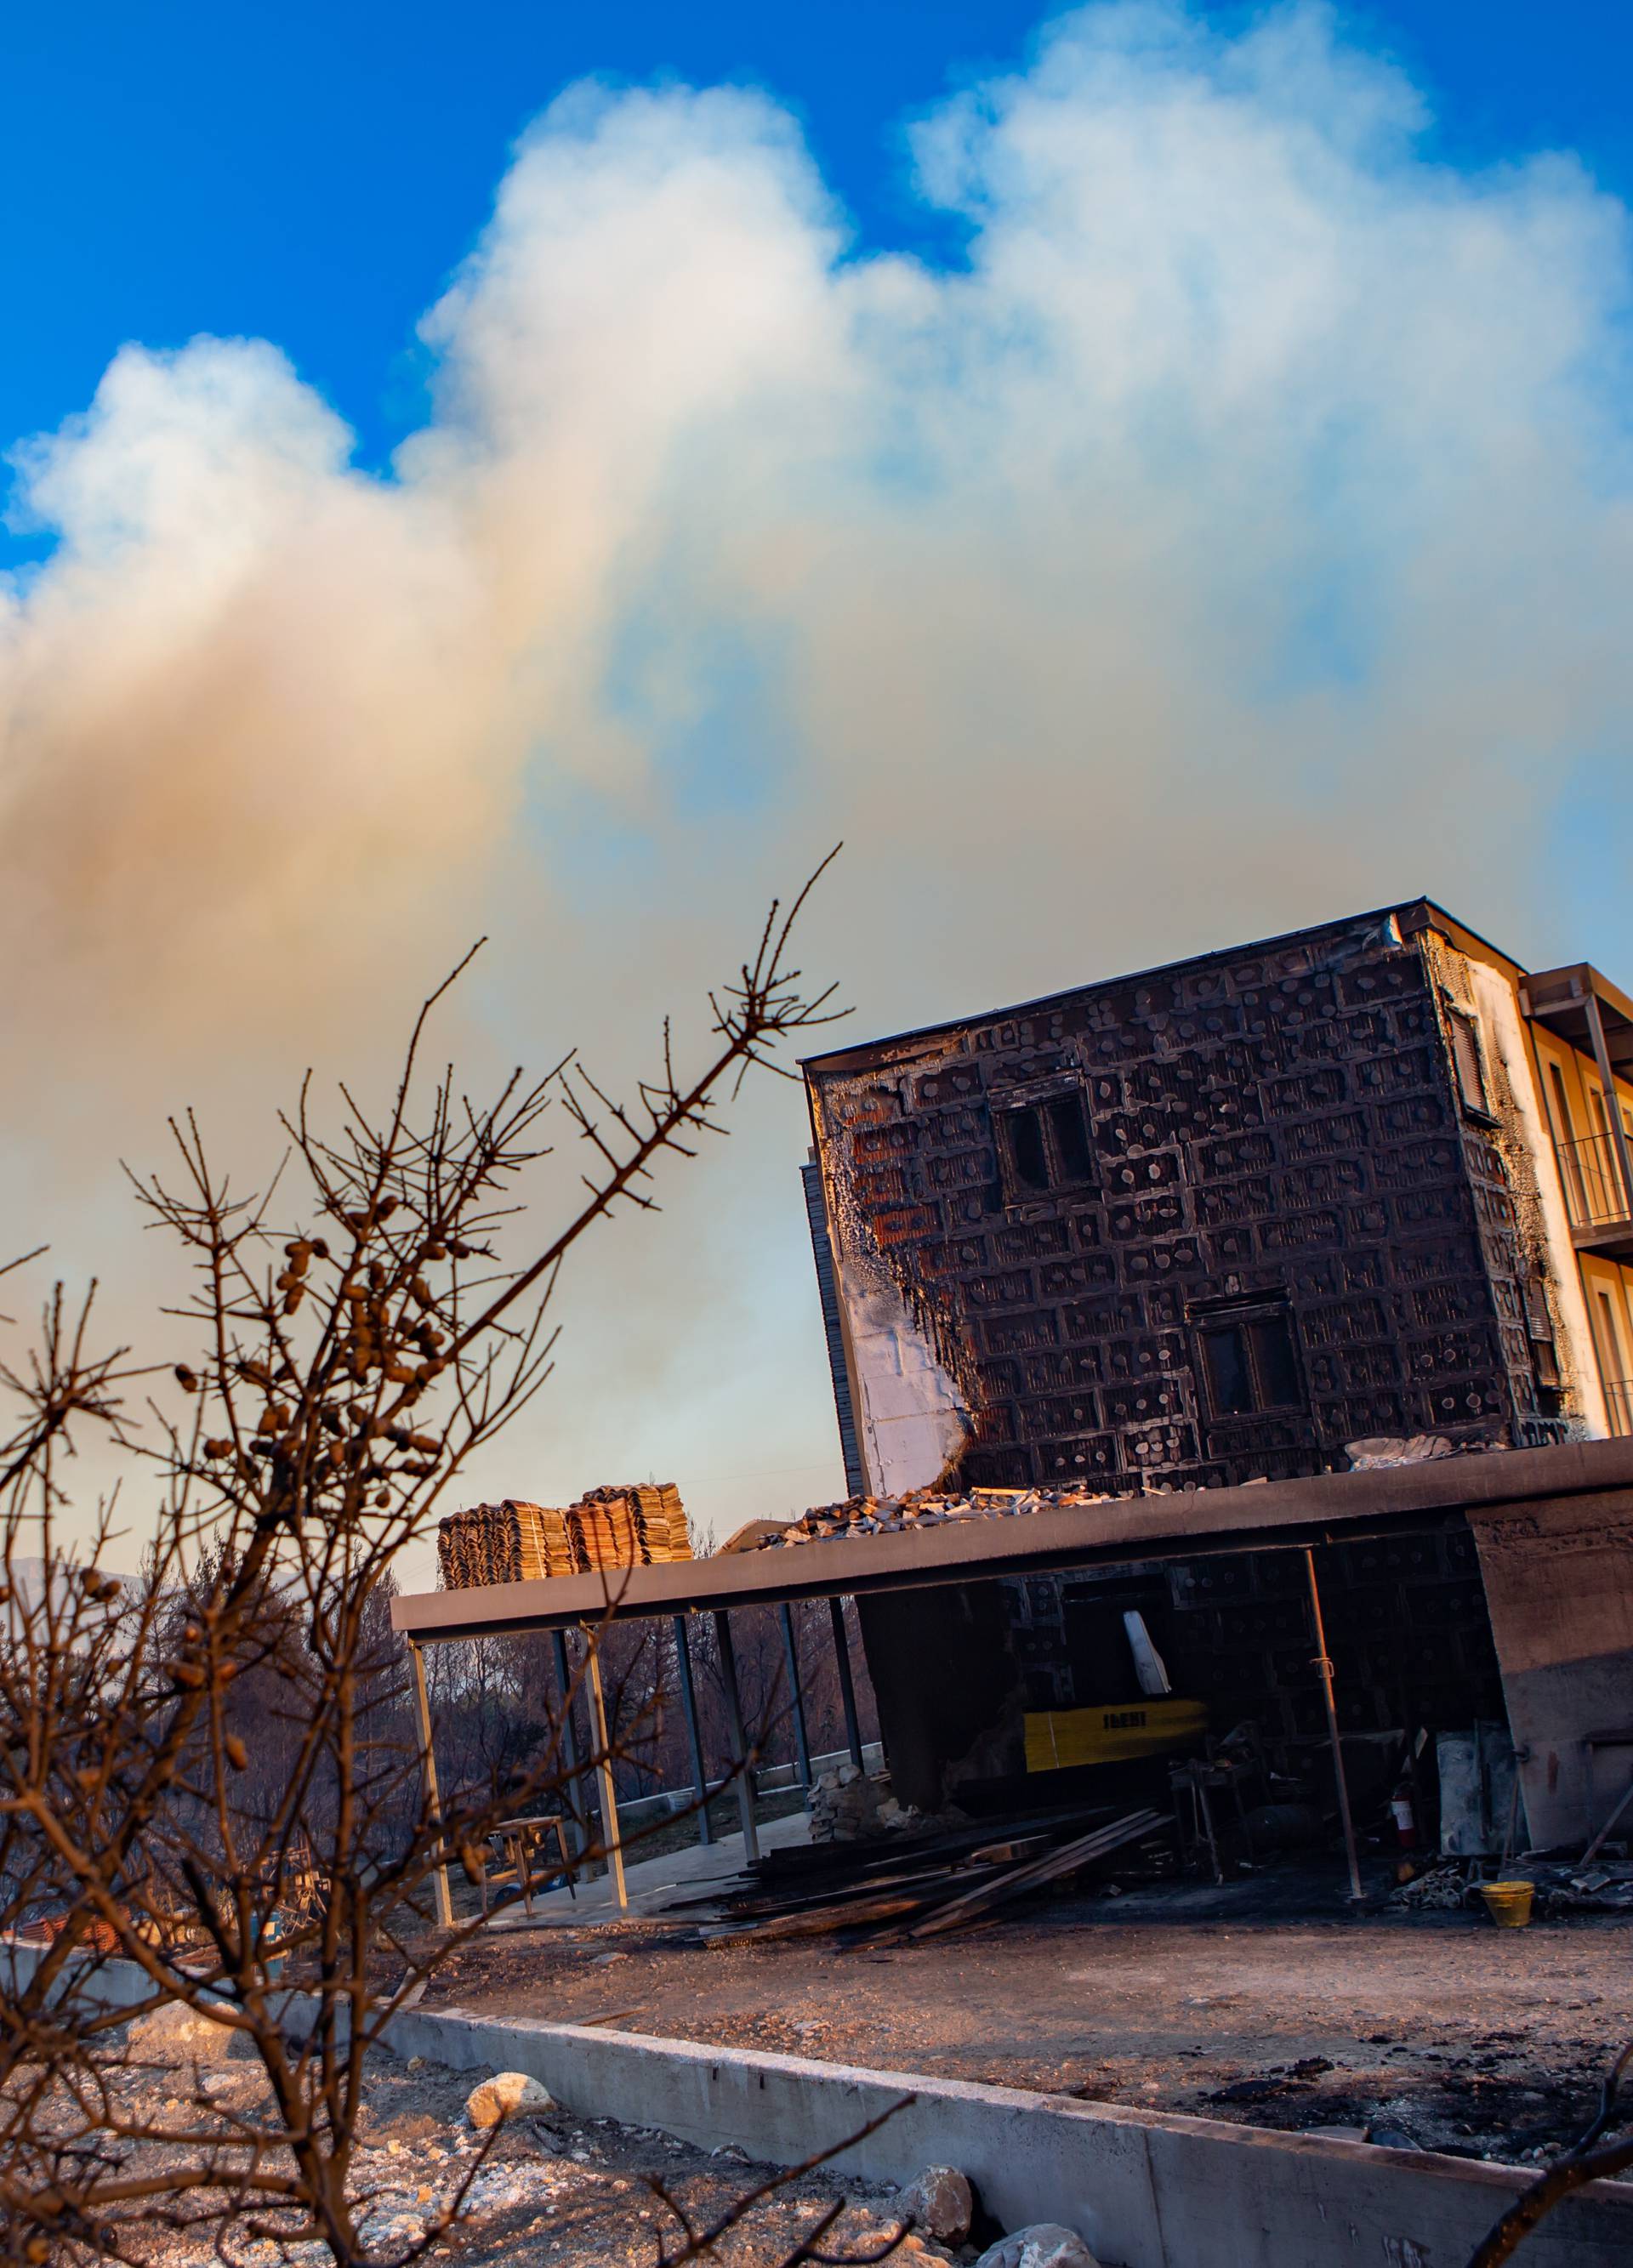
1025,1697 -> 1207,1773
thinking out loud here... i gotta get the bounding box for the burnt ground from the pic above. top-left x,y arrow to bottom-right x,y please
111,2045 -> 940,2268
430,1872 -> 1633,2167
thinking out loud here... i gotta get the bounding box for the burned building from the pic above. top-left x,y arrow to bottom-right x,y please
801,901 -> 1633,1827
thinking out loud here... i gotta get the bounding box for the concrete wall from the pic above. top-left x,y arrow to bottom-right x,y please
344,2003 -> 1633,2268
1471,1486 -> 1633,1847
0,1935 -> 159,2013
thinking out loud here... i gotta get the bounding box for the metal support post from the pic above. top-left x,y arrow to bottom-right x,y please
779,1602 -> 813,1799
828,1594 -> 864,1770
672,1613 -> 713,1846
408,1640 -> 454,1929
549,1628 -> 587,1865
713,1608 -> 760,1865
582,1631 -> 628,1912
1584,990 -> 1633,1223
1304,1548 -> 1364,1904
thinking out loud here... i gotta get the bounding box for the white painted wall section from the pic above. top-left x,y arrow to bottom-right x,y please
1465,958 -> 1607,1435
841,1264 -> 969,1495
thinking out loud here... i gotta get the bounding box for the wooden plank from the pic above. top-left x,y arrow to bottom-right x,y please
897,1807 -> 1169,1944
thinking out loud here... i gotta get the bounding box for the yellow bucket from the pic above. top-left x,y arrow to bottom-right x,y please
1480,1880 -> 1534,1928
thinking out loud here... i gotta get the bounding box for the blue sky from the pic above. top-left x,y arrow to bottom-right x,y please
3,1 -> 1630,509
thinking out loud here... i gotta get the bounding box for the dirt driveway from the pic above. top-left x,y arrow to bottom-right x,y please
431,1876 -> 1632,2164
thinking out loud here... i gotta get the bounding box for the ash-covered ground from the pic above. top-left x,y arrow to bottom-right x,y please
430,1874 -> 1632,2167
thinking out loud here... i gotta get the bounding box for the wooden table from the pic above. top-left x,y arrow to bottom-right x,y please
486,1814 -> 576,1914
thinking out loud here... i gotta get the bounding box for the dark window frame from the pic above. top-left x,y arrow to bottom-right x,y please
1446,1005 -> 1497,1123
994,1086 -> 1097,1203
1188,1293 -> 1305,1421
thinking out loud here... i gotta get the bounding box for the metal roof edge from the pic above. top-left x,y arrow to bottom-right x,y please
393,1435 -> 1633,1641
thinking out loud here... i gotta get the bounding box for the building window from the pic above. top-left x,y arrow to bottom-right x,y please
1545,1061 -> 1574,1144
1523,1278 -> 1561,1390
1448,1008 -> 1494,1120
997,1089 -> 1095,1199
1191,1296 -> 1302,1418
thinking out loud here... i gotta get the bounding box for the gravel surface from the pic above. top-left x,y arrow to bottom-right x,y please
430,1876 -> 1633,2165
110,2046 -> 946,2267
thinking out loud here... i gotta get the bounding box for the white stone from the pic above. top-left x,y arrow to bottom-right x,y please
465,2072 -> 557,2128
899,2164 -> 974,2244
127,2000 -> 238,2066
974,2225 -> 1099,2268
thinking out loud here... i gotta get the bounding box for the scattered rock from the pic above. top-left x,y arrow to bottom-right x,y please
899,2164 -> 973,2244
465,2072 -> 557,2129
1366,2124 -> 1421,2151
810,1768 -> 892,1844
126,2001 -> 238,2066
974,2224 -> 1099,2268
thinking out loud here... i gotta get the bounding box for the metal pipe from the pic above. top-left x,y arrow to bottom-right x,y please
829,1594 -> 864,1770
582,1631 -> 628,1911
672,1613 -> 713,1846
1583,990 -> 1633,1226
779,1602 -> 813,1798
1304,1548 -> 1364,1904
713,1608 -> 760,1865
549,1628 -> 587,1866
408,1640 -> 454,1929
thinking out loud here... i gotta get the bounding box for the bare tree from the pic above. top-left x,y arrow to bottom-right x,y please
0,867 -> 885,2266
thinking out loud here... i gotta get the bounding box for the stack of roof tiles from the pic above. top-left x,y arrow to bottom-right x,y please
435,1500 -> 572,1587
580,1481 -> 690,1565
437,1483 -> 691,1589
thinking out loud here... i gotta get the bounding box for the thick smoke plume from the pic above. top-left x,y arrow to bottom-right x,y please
3,3 -> 1632,1538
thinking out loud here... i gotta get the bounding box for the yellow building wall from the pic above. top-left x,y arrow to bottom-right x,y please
1527,1029 -> 1633,1422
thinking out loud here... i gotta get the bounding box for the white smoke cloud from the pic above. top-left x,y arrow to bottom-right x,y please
3,3 -> 1632,1542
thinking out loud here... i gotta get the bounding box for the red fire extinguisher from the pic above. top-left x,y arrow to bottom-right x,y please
1391,1787 -> 1419,1850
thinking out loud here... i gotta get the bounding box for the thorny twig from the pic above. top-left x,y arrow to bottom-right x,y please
644,2096 -> 915,2267
0,859 -> 847,2268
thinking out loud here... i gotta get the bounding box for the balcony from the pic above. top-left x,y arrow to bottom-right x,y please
1554,1129 -> 1633,1258
1604,1378 -> 1633,1440
1523,963 -> 1633,1261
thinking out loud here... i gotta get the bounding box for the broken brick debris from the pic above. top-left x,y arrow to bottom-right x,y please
756,1483 -> 1120,1549
756,1439 -> 1498,1554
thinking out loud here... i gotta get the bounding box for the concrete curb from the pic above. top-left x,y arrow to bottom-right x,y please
2,1936 -> 164,2013
331,2002 -> 1633,2268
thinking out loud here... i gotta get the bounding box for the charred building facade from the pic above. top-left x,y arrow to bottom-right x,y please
802,902 -> 1633,1818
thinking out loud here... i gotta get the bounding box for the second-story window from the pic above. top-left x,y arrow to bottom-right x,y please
1448,1008 -> 1494,1120
1191,1295 -> 1302,1418
997,1089 -> 1095,1199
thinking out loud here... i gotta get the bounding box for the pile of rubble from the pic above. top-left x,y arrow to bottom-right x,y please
757,1435 -> 1515,1555
438,1483 -> 691,1588
1389,1857 -> 1633,1915
808,1765 -> 924,1844
755,1482 -> 1118,1549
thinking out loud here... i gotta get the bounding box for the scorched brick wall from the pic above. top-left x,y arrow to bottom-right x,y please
807,907 -> 1565,1499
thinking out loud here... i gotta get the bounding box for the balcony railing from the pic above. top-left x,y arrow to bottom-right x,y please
1604,1378 -> 1633,1440
1554,1129 -> 1633,1235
